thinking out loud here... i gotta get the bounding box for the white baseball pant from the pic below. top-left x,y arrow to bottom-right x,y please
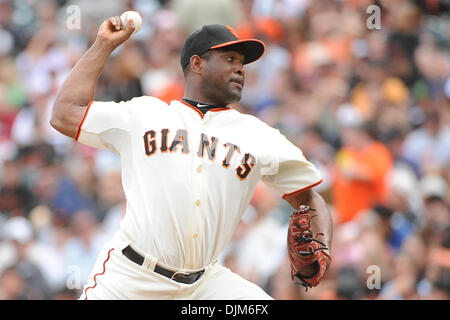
79,232 -> 273,300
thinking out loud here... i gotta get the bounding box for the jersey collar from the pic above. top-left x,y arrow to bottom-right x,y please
179,99 -> 231,118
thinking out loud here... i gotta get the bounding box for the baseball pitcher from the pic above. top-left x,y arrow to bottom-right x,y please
50,16 -> 333,299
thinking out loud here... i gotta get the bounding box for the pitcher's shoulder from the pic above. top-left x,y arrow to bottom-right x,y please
234,111 -> 280,134
125,96 -> 171,116
128,96 -> 169,108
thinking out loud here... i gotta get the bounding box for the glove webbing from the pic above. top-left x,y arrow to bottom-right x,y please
291,207 -> 329,291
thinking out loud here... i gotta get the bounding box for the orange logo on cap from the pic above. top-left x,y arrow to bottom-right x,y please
225,25 -> 239,38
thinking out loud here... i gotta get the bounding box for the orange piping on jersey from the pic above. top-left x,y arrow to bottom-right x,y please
209,107 -> 232,113
75,100 -> 94,141
281,179 -> 323,200
179,100 -> 204,119
179,100 -> 232,116
84,248 -> 114,300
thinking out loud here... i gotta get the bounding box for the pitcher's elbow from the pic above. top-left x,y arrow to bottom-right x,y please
50,100 -> 65,129
49,111 -> 61,131
49,116 -> 57,129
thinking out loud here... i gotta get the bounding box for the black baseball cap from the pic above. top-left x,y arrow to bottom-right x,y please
180,24 -> 266,70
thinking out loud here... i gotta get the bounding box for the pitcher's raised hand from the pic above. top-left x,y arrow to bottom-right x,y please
96,16 -> 135,50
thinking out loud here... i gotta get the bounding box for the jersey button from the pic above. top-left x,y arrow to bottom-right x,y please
193,232 -> 199,239
195,200 -> 200,206
197,165 -> 202,173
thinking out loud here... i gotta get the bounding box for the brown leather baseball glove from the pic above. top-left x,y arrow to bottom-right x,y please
287,205 -> 331,290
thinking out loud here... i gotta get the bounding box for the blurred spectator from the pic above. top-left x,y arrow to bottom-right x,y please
267,256 -> 302,300
387,165 -> 423,223
0,57 -> 27,133
384,129 -> 420,177
419,174 -> 449,247
222,182 -> 287,289
96,168 -> 125,220
424,229 -> 450,299
0,266 -> 27,300
97,41 -> 145,102
173,0 -> 242,34
97,167 -> 126,239
0,216 -> 51,299
62,209 -> 109,287
0,159 -> 36,218
332,105 -> 393,223
386,1 -> 422,87
139,10 -> 185,104
402,109 -> 450,176
336,265 -> 366,300
379,253 -> 419,299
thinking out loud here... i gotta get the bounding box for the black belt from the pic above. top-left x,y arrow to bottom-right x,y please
122,245 -> 204,284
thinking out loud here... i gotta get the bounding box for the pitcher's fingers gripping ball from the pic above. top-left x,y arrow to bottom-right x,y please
287,205 -> 332,290
120,11 -> 142,34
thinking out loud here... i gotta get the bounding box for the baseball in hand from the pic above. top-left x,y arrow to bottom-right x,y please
120,11 -> 142,34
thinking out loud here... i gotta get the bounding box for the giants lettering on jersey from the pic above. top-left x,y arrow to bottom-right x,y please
143,129 -> 255,180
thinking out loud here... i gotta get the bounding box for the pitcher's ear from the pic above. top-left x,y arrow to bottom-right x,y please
190,55 -> 204,75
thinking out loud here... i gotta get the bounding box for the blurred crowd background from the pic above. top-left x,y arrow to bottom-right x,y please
0,0 -> 449,300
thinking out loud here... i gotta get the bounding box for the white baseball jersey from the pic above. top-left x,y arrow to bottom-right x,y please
76,97 -> 322,270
